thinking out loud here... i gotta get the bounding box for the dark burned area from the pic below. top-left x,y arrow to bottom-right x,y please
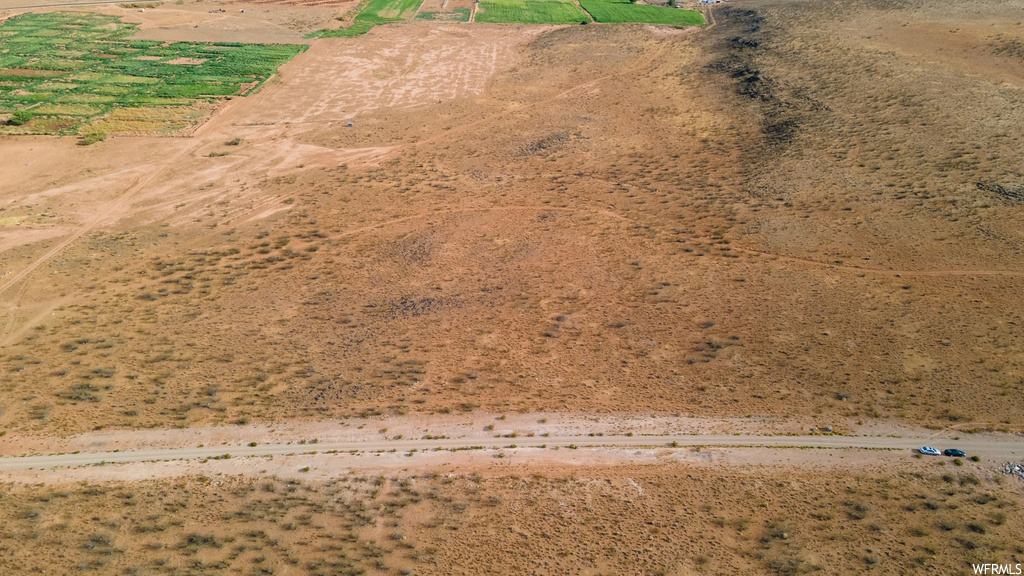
706,8 -> 801,148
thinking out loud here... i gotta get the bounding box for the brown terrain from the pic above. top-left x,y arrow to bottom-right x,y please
1,0 -> 1024,573
2,463 -> 1023,575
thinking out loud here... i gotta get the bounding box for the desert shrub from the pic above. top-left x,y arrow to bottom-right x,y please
81,132 -> 106,145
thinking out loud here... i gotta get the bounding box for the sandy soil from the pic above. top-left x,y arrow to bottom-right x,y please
120,0 -> 352,43
235,24 -> 543,124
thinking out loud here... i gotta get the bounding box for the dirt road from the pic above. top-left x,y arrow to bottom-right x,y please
2,431 -> 1022,472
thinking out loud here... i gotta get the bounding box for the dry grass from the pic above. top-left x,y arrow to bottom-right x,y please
1,0 -> 1023,436
0,464 -> 1021,573
1,2 -> 1022,573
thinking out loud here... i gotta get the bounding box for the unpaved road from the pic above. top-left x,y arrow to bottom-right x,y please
2,432 -> 1022,472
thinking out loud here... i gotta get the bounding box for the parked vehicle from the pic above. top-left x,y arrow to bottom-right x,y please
943,448 -> 966,457
918,446 -> 941,456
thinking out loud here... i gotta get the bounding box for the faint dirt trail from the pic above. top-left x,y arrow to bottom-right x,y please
0,146 -> 193,302
410,0 -> 427,18
573,0 -> 594,23
0,295 -> 73,348
0,147 -> 198,346
0,50 -> 323,343
704,3 -> 715,28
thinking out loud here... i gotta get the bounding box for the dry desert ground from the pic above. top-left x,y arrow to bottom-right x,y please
1,0 -> 1024,573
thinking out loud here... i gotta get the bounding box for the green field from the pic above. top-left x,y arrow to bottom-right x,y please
578,0 -> 704,25
317,0 -> 425,37
476,0 -> 587,24
315,22 -> 377,38
0,12 -> 305,136
311,0 -> 703,35
356,0 -> 425,22
414,8 -> 472,21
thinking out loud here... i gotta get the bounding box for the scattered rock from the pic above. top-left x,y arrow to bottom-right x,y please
999,462 -> 1024,481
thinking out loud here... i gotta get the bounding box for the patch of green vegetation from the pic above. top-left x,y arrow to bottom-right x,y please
578,0 -> 704,25
80,131 -> 106,145
312,0 -> 424,37
356,0 -> 425,21
310,0 -> 698,33
476,0 -> 587,24
314,21 -> 377,38
0,12 -> 305,135
8,109 -> 33,125
414,8 -> 472,21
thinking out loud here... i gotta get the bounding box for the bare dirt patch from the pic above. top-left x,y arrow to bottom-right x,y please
235,24 -> 540,125
94,0 -> 352,43
414,0 -> 474,21
164,56 -> 208,65
0,68 -> 63,77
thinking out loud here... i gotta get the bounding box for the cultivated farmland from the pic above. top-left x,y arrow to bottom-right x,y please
313,0 -> 704,33
578,0 -> 704,25
470,0 -> 588,24
414,7 -> 472,21
0,12 -> 305,136
317,0 -> 425,36
411,0 -> 476,21
361,0 -> 425,19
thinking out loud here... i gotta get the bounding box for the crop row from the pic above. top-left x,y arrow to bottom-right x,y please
0,12 -> 305,136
